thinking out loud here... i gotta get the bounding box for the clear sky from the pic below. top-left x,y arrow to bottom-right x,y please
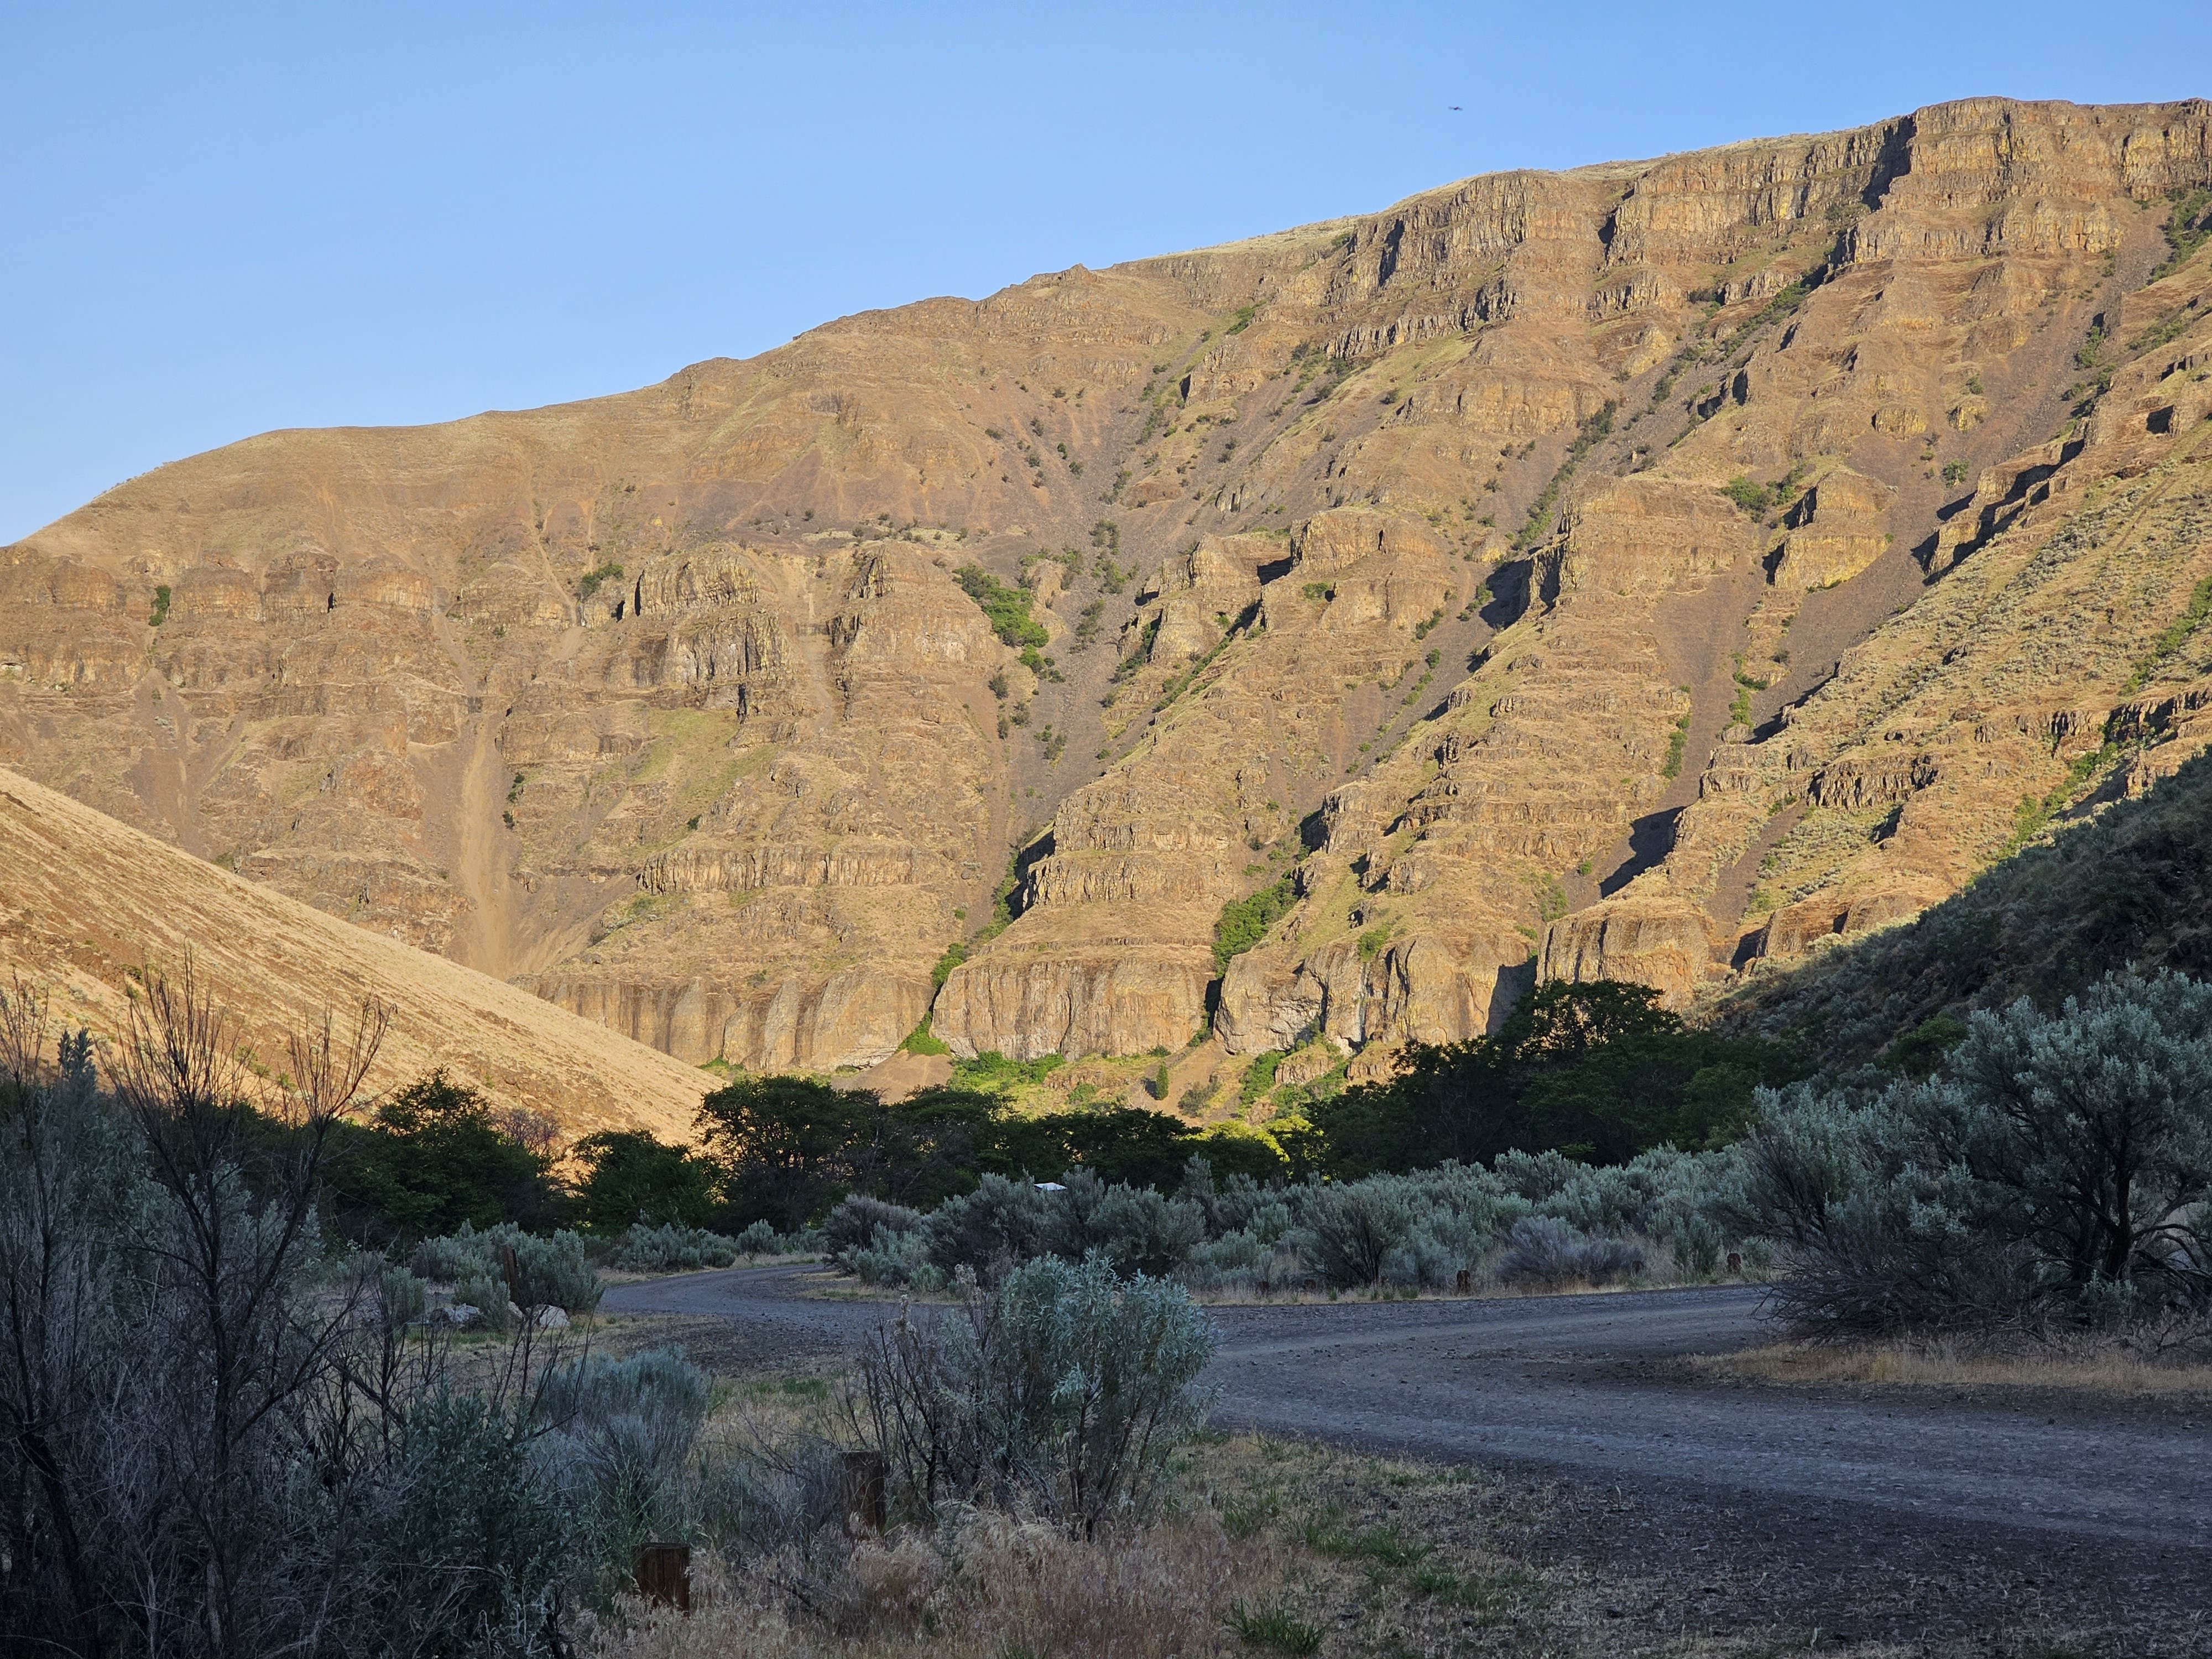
3,0 -> 2206,541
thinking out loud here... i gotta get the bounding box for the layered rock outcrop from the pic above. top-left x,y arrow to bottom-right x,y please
7,97 -> 2212,1080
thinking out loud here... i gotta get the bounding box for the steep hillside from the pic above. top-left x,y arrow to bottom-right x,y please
0,768 -> 704,1138
5,96 -> 2211,1075
1708,748 -> 2212,1066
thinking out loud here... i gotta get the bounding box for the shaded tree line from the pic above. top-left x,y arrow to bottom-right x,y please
1302,980 -> 1809,1177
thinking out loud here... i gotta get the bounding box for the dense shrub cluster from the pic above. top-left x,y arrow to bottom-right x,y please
405,1219 -> 604,1313
604,1219 -> 791,1271
1726,971 -> 2212,1335
0,976 -> 1219,1655
824,1146 -> 1743,1296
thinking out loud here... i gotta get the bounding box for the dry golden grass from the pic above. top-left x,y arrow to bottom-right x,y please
1694,1334 -> 2212,1399
0,767 -> 705,1140
581,1402 -> 1951,1659
585,1509 -> 1285,1659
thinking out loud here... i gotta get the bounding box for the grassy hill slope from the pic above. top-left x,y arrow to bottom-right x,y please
0,766 -> 705,1139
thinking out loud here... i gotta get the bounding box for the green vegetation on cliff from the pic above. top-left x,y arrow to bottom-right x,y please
956,564 -> 1049,649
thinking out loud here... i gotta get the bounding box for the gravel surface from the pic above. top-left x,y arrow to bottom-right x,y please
603,1266 -> 2212,1647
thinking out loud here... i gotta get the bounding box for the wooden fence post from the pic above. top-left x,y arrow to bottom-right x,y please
633,1542 -> 691,1612
842,1449 -> 886,1535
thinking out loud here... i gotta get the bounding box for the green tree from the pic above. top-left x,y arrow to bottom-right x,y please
328,1070 -> 559,1239
1307,981 -> 1802,1176
570,1130 -> 715,1231
694,1078 -> 1007,1231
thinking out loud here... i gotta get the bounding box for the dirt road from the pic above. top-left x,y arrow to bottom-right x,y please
603,1267 -> 2209,1548
603,1266 -> 2212,1643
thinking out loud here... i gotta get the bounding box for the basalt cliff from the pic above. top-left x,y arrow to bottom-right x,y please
7,96 -> 2212,1089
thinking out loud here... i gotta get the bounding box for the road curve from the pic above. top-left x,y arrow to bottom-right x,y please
602,1267 -> 2212,1550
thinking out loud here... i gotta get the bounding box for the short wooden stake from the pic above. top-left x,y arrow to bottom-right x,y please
842,1449 -> 886,1534
634,1542 -> 691,1612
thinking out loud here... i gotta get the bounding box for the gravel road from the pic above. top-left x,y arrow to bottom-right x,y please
604,1266 -> 2210,1550
603,1265 -> 2212,1643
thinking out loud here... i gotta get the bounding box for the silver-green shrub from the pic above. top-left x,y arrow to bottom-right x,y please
823,1193 -> 925,1266
1728,970 -> 2212,1332
379,1266 -> 427,1328
924,1172 -> 1049,1280
610,1221 -> 742,1271
860,1255 -> 1214,1538
456,1271 -> 514,1333
1297,1180 -> 1413,1288
1495,1216 -> 1644,1287
537,1348 -> 709,1585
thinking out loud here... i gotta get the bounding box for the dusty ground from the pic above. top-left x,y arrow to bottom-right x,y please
600,1266 -> 2212,1655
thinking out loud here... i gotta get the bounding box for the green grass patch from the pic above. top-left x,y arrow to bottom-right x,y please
1302,1514 -> 1431,1568
951,1050 -> 1065,1092
1410,1563 -> 1543,1613
1228,1604 -> 1320,1655
1238,1051 -> 1282,1105
1999,742 -> 2122,859
930,942 -> 967,990
2122,575 -> 2212,694
898,1020 -> 949,1056
1660,712 -> 1692,779
2153,186 -> 2212,281
1215,879 -> 1298,975
955,565 -> 1049,649
1512,400 -> 1615,551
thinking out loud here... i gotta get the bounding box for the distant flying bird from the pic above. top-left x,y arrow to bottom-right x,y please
1449,105 -> 1462,110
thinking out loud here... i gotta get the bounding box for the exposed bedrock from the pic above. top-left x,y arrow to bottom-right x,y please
5,97 -> 2212,1072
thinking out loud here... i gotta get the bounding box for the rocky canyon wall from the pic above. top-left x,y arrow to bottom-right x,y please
6,96 -> 2211,1076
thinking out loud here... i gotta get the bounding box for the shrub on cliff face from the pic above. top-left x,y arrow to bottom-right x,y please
1213,879 -> 1297,975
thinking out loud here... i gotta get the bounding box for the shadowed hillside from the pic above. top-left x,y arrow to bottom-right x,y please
1708,748 -> 2212,1066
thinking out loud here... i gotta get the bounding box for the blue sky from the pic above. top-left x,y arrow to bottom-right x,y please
3,1 -> 2206,541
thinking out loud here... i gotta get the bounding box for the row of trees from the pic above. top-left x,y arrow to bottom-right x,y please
218,1051 -> 1291,1247
624,981 -> 1803,1238
114,961 -> 2212,1342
